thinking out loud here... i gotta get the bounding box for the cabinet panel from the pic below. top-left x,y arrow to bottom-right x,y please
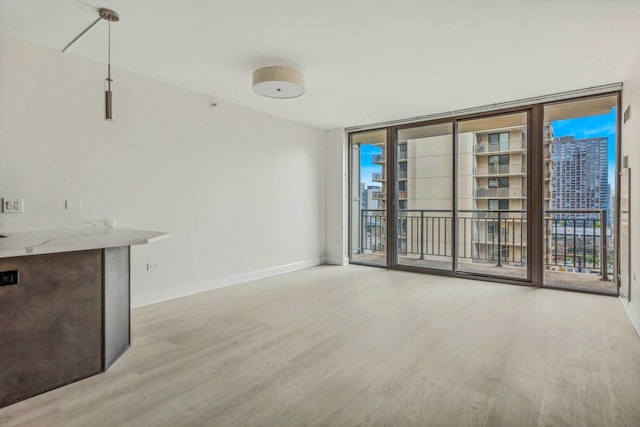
0,250 -> 103,407
104,246 -> 130,368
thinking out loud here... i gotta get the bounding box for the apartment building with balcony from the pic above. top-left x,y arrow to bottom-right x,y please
470,126 -> 528,264
397,131 -> 461,263
396,125 -> 542,268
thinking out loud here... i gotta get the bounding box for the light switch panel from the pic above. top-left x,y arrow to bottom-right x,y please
2,198 -> 24,213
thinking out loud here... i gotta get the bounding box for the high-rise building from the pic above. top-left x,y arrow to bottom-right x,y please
551,136 -> 609,220
470,126 -> 529,264
361,184 -> 382,210
394,123 -> 548,267
360,123 -> 558,268
608,183 -> 613,226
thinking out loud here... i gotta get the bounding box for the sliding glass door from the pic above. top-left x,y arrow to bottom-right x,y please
542,95 -> 618,294
350,112 -> 531,281
395,123 -> 453,271
456,112 -> 529,280
350,129 -> 388,266
348,91 -> 620,295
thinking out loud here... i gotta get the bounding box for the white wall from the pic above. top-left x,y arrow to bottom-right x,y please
620,47 -> 640,335
0,35 -> 326,307
324,128 -> 348,265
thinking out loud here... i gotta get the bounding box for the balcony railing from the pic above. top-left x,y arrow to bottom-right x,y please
372,173 -> 384,181
397,170 -> 407,179
398,151 -> 408,160
357,209 -> 609,279
399,210 -> 454,259
457,210 -> 526,266
372,154 -> 384,163
371,191 -> 385,199
475,187 -> 525,198
544,209 -> 609,280
475,141 -> 527,153
474,164 -> 526,175
360,209 -> 386,252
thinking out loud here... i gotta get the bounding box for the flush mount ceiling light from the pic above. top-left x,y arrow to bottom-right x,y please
252,66 -> 305,99
63,8 -> 120,120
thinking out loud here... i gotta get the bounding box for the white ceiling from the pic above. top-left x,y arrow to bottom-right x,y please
2,0 -> 639,129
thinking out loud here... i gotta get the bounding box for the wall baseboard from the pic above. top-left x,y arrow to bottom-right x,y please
132,258 -> 324,308
620,298 -> 640,338
324,256 -> 349,266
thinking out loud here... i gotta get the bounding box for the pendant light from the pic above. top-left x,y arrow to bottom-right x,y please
62,8 -> 120,120
100,9 -> 119,120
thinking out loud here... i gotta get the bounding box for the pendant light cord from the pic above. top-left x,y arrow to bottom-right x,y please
107,20 -> 112,90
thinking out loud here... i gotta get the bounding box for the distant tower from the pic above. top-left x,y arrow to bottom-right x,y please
360,183 -> 367,210
551,136 -> 608,220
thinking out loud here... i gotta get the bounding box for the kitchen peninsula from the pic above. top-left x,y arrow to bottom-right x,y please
0,226 -> 168,408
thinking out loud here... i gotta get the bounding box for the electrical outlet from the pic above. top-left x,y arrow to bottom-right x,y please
2,198 -> 24,213
65,200 -> 83,210
0,270 -> 19,286
146,262 -> 159,271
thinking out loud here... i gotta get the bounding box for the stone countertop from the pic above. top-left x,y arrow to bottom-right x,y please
0,227 -> 169,258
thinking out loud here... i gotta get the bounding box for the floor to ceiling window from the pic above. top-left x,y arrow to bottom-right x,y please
542,95 -> 618,294
350,129 -> 388,267
395,122 -> 453,271
348,90 -> 620,295
456,112 -> 529,280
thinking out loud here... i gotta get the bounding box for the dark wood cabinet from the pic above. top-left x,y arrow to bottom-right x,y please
0,247 -> 130,408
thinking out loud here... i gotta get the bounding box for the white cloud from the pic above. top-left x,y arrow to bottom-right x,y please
581,123 -> 616,137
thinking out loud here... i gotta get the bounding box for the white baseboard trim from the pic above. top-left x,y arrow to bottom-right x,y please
132,258 -> 323,308
620,298 -> 640,337
324,256 -> 349,265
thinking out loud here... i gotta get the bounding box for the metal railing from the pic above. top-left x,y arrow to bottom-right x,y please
372,173 -> 384,181
474,164 -> 526,175
544,209 -> 609,280
475,141 -> 527,153
360,209 -> 386,252
475,187 -> 525,198
456,209 -> 526,266
398,209 -> 453,258
357,208 -> 610,279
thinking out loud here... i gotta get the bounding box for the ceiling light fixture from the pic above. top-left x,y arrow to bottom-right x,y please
62,8 -> 120,120
252,66 -> 305,99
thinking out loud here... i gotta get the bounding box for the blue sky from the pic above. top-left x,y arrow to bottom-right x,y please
360,144 -> 383,188
359,108 -> 617,190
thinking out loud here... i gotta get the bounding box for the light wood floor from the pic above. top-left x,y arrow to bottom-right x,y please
353,253 -> 616,293
2,265 -> 640,426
